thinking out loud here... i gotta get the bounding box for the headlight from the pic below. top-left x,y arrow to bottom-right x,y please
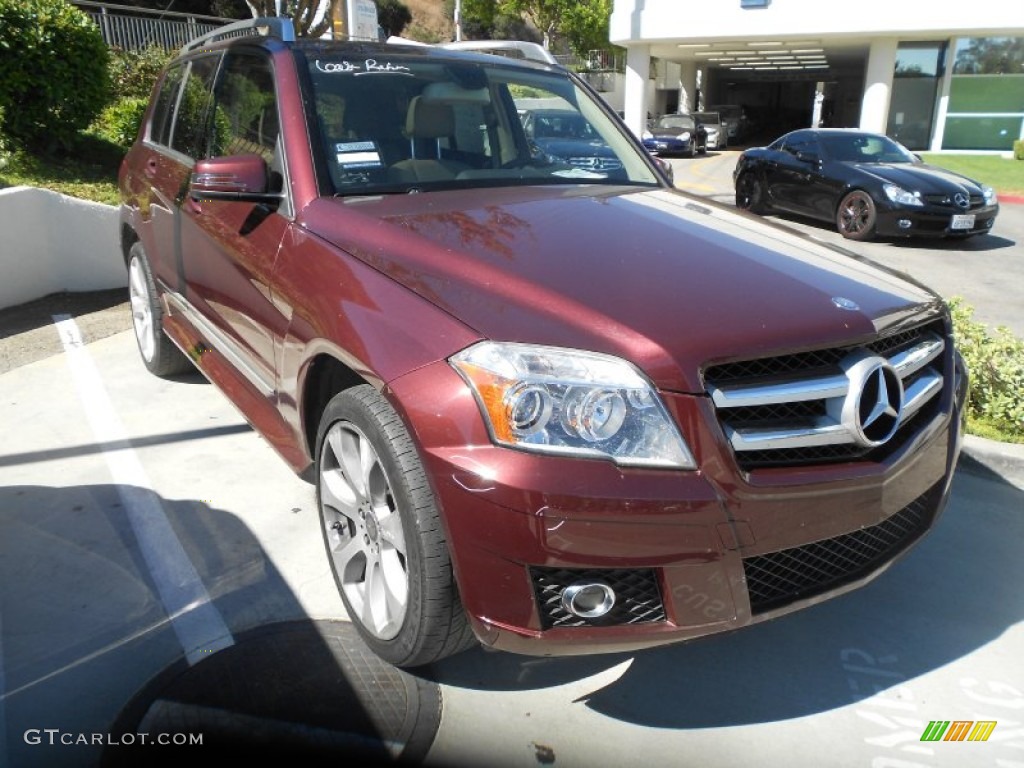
678,131 -> 691,141
982,185 -> 997,205
882,183 -> 923,207
642,130 -> 653,141
450,342 -> 696,469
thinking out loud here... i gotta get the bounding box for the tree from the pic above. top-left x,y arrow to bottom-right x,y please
376,0 -> 411,38
458,0 -> 610,55
244,0 -> 339,37
0,0 -> 111,150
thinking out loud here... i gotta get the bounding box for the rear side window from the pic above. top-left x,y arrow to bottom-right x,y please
148,64 -> 185,147
170,55 -> 221,159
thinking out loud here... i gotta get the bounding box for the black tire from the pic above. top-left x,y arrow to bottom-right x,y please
315,385 -> 476,667
836,190 -> 877,241
127,242 -> 192,377
735,171 -> 768,214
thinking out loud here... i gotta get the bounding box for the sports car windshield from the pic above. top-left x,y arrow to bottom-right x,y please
819,133 -> 918,164
303,52 -> 660,195
655,115 -> 695,131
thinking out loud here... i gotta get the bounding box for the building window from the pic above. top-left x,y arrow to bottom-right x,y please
943,37 -> 1024,151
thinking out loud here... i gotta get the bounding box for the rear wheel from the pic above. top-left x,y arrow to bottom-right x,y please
316,385 -> 475,667
128,242 -> 192,376
836,190 -> 877,241
735,172 -> 768,214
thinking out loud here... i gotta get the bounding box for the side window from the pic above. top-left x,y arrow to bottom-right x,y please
169,55 -> 221,160
148,64 -> 185,147
211,52 -> 279,162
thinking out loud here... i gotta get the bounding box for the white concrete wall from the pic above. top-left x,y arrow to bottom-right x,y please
611,0 -> 1024,44
0,187 -> 124,310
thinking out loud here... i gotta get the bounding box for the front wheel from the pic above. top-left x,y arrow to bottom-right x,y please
735,172 -> 768,214
836,190 -> 877,241
316,385 -> 475,667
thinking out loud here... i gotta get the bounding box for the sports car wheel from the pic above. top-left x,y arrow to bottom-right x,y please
836,190 -> 877,241
316,385 -> 475,667
735,172 -> 768,214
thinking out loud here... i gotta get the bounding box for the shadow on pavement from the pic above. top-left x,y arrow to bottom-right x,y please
0,484 -> 439,767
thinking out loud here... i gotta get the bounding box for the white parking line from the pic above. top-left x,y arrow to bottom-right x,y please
52,315 -> 234,665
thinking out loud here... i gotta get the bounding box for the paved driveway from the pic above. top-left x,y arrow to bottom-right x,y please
668,150 -> 1024,338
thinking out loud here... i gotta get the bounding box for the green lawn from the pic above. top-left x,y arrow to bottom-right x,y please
920,153 -> 1024,197
0,133 -> 123,206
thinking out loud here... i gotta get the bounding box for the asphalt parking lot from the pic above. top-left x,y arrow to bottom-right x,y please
2,170 -> 1023,768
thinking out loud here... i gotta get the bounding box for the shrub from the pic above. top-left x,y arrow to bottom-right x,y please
92,97 -> 149,148
0,0 -> 111,150
949,297 -> 1024,441
108,45 -> 174,102
1015,139 -> 1024,161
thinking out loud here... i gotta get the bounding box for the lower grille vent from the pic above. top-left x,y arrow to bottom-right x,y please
743,481 -> 942,614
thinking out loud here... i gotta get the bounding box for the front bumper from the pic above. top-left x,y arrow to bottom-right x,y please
874,201 -> 999,238
388,353 -> 964,657
643,137 -> 694,155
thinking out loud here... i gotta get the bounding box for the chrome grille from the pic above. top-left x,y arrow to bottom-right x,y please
705,322 -> 947,469
743,481 -> 942,614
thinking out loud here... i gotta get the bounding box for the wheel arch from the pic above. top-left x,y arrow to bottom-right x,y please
301,353 -> 371,460
121,224 -> 140,268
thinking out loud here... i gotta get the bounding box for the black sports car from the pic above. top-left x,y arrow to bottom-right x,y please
733,129 -> 999,241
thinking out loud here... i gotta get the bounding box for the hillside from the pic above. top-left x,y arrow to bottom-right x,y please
403,0 -> 454,43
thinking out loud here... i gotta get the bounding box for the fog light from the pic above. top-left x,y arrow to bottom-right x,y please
560,582 -> 616,618
897,219 -> 912,229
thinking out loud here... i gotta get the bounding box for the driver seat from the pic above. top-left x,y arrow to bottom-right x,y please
389,97 -> 471,183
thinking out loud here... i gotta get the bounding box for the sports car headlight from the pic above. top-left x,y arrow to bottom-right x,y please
982,185 -> 997,205
450,342 -> 695,469
883,183 -> 924,207
678,131 -> 692,141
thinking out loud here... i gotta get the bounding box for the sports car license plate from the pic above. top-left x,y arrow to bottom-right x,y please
951,214 -> 975,230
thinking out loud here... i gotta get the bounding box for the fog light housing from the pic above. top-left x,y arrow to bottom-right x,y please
561,582 -> 616,618
897,219 -> 912,229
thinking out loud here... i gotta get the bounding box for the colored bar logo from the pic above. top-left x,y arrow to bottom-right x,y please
920,720 -> 997,742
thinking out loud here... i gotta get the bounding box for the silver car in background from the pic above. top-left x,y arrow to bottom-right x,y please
692,111 -> 725,150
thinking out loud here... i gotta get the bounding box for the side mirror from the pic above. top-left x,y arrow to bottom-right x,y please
190,154 -> 280,203
795,150 -> 820,165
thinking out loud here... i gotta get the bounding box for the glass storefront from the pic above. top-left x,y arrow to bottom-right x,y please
887,42 -> 946,151
942,37 -> 1024,150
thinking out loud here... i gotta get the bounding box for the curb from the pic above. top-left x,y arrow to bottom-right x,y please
999,194 -> 1024,205
960,434 -> 1024,488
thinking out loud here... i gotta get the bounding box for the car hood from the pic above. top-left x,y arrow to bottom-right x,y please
533,137 -> 616,157
850,161 -> 987,195
300,186 -> 943,393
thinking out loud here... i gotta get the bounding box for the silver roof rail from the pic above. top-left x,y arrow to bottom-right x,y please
179,16 -> 296,55
438,40 -> 559,66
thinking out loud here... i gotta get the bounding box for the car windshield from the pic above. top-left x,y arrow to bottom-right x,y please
692,112 -> 719,125
302,51 -> 660,195
819,133 -> 918,164
655,115 -> 695,131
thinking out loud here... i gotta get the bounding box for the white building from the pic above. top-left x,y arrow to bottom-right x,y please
610,0 -> 1024,152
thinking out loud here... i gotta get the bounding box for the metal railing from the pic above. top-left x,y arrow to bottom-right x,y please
554,49 -> 625,73
70,1 -> 234,50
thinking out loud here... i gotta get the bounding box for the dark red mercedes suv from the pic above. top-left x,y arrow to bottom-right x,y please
118,18 -> 967,667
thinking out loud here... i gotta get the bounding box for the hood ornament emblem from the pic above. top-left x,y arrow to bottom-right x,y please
832,297 -> 860,311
